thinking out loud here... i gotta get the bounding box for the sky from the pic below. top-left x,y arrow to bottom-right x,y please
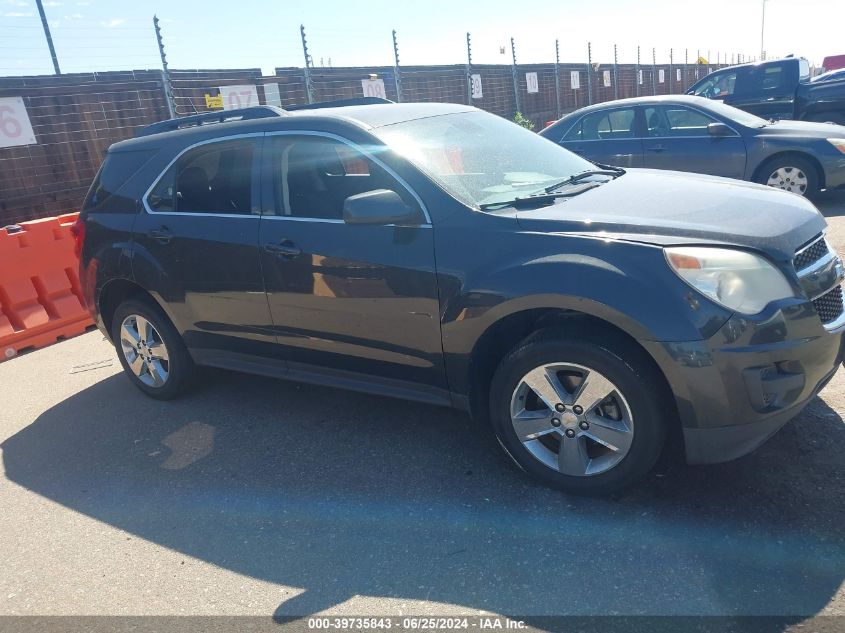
1,0 -> 843,77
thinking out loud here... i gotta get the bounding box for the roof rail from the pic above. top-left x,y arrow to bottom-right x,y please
285,97 -> 393,111
135,105 -> 286,137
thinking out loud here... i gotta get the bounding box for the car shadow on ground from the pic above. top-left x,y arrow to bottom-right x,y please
2,369 -> 844,623
815,189 -> 845,218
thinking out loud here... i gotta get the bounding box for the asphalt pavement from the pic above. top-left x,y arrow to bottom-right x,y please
1,191 -> 844,623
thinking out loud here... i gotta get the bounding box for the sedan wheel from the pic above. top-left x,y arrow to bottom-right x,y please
119,314 -> 170,388
509,362 -> 634,477
766,166 -> 809,195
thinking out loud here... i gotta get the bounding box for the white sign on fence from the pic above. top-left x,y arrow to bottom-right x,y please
525,72 -> 539,94
569,71 -> 580,90
0,96 -> 36,148
603,70 -> 611,87
361,78 -> 387,99
638,70 -> 643,85
658,69 -> 665,83
219,85 -> 259,110
263,83 -> 282,107
471,74 -> 483,99
676,68 -> 682,81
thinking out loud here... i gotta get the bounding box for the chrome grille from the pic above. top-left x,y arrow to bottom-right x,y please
794,235 -> 829,271
793,233 -> 844,329
813,285 -> 844,324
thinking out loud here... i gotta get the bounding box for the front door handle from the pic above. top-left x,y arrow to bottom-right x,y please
264,239 -> 302,259
645,144 -> 667,153
571,147 -> 586,155
148,226 -> 172,244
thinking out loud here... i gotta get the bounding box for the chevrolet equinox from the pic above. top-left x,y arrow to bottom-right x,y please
76,101 -> 845,494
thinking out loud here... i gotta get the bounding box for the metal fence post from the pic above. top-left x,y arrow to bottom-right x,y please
587,42 -> 593,105
635,46 -> 641,97
669,48 -> 673,94
684,49 -> 688,90
153,15 -> 175,118
35,0 -> 60,75
613,44 -> 619,100
391,29 -> 403,103
554,39 -> 562,118
696,49 -> 700,83
652,47 -> 657,95
300,24 -> 315,104
510,37 -> 520,115
466,32 -> 473,105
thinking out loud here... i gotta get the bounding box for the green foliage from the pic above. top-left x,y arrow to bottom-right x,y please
513,111 -> 535,130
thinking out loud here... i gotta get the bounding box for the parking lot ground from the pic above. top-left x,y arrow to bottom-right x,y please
1,192 -> 844,623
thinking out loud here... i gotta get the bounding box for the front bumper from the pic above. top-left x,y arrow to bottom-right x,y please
643,298 -> 845,464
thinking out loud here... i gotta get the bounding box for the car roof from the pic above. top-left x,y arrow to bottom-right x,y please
110,102 -> 475,152
555,94 -> 715,119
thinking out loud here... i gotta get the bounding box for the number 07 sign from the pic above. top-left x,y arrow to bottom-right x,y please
0,97 -> 36,148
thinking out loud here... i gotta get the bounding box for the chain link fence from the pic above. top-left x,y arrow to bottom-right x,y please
1,29 -> 733,224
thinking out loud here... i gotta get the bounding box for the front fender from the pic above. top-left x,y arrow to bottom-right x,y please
436,228 -> 732,398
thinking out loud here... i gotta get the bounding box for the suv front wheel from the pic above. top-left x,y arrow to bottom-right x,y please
112,299 -> 194,399
489,329 -> 669,495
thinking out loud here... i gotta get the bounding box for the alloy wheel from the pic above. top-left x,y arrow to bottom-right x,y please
119,314 -> 170,387
509,362 -> 634,476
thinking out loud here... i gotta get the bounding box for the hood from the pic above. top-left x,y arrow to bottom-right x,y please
757,119 -> 845,138
515,169 -> 827,259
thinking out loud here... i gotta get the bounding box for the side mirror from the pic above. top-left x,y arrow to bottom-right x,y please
342,189 -> 422,226
708,122 -> 733,137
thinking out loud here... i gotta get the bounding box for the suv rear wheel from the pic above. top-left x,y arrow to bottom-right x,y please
489,329 -> 669,495
112,299 -> 194,399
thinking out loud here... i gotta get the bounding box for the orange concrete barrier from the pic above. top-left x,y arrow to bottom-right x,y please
0,212 -> 93,361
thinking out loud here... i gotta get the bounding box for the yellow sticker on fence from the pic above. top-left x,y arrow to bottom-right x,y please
204,94 -> 224,109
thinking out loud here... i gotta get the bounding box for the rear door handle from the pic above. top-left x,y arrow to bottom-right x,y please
645,145 -> 667,153
147,226 -> 172,244
264,239 -> 302,259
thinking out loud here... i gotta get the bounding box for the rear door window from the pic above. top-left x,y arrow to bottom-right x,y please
744,63 -> 791,95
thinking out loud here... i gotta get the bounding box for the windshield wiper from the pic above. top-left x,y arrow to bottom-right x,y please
479,181 -> 601,210
542,166 -> 626,194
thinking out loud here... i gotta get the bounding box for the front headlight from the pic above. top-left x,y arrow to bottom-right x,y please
665,246 -> 796,315
828,138 -> 845,155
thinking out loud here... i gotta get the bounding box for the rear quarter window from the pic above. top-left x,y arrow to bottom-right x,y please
82,149 -> 156,213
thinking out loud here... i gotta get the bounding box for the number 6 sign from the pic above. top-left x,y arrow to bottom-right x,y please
0,97 -> 37,148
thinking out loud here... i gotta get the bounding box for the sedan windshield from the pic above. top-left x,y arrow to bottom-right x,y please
703,100 -> 769,128
374,111 -> 596,209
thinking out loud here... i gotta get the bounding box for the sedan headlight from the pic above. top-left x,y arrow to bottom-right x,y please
828,138 -> 845,155
665,246 -> 796,315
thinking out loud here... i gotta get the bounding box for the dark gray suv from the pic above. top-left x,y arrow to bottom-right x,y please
75,101 -> 845,494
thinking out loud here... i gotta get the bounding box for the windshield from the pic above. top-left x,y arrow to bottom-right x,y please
374,111 -> 595,209
703,100 -> 769,128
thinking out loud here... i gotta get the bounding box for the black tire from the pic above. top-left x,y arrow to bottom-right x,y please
489,328 -> 670,495
754,154 -> 820,198
111,298 -> 195,400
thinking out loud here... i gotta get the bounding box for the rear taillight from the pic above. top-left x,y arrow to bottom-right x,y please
70,216 -> 86,258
